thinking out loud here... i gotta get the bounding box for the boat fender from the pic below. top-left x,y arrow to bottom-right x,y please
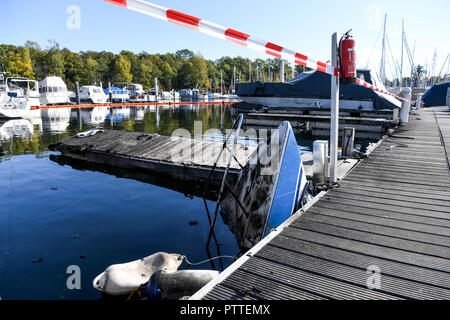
92,252 -> 183,296
143,270 -> 219,300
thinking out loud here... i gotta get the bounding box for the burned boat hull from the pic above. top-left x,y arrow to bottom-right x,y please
221,121 -> 307,249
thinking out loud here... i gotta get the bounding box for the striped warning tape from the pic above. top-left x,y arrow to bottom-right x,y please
103,0 -> 412,103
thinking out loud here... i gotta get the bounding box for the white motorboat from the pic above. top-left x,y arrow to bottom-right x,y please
71,85 -> 108,104
112,82 -> 147,102
0,75 -> 40,118
38,76 -> 71,105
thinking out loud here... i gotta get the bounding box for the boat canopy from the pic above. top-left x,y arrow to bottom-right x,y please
39,76 -> 67,88
104,87 -> 127,94
237,69 -> 401,110
422,82 -> 450,107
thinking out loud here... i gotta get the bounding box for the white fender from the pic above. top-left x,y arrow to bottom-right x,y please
93,252 -> 183,296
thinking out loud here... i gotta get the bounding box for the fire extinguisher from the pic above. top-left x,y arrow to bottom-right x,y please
339,30 -> 357,84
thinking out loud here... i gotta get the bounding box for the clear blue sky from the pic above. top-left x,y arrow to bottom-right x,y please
2,0 -> 449,79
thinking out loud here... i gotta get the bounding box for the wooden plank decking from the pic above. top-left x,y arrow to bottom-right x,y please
50,130 -> 257,188
194,106 -> 450,300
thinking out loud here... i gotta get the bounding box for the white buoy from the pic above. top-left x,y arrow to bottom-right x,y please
93,252 -> 183,296
399,87 -> 412,123
145,270 -> 219,300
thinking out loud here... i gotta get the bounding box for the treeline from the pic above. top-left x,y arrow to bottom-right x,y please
0,41 -> 309,92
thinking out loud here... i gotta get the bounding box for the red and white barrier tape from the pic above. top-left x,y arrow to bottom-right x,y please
103,0 -> 412,103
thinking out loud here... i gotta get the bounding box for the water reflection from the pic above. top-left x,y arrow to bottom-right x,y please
0,104 -> 237,156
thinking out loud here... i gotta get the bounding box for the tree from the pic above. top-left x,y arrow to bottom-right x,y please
414,65 -> 425,83
84,56 -> 99,84
6,47 -> 35,79
46,40 -> 65,77
114,54 -> 132,83
62,50 -> 84,89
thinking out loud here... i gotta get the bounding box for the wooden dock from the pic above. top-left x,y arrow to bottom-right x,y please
242,112 -> 396,140
50,130 -> 257,189
192,106 -> 450,300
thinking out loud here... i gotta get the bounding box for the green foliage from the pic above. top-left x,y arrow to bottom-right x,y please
5,46 -> 35,79
114,54 -> 132,83
0,41 -> 311,91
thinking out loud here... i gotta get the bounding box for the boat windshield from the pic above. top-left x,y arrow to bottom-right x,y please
7,78 -> 30,90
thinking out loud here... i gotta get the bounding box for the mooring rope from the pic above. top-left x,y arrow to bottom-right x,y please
182,255 -> 236,266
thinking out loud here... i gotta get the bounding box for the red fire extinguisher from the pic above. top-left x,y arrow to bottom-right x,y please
339,31 -> 357,84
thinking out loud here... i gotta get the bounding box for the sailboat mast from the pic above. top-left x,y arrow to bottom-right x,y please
400,18 -> 404,86
380,14 -> 387,84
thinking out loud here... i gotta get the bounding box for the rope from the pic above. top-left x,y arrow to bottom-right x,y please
182,255 -> 236,266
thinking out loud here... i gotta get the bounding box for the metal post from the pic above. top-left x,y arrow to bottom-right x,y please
330,33 -> 340,184
108,82 -> 112,104
154,77 -> 159,102
74,81 -> 81,105
446,88 -> 450,107
342,128 -> 355,158
280,60 -> 285,83
399,87 -> 412,123
313,140 -> 329,184
416,92 -> 423,110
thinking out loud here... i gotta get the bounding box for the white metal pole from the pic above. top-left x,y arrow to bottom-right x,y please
330,32 -> 339,184
280,60 -> 285,83
154,77 -> 159,102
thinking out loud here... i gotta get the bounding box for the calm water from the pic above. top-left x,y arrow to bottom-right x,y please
0,104 -> 369,300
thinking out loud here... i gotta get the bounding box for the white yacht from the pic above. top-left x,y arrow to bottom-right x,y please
38,76 -> 71,105
71,85 -> 108,104
0,75 -> 40,118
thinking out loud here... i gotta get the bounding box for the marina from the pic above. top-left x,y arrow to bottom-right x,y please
1,0 -> 450,306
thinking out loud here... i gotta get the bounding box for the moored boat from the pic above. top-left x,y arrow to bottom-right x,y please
0,76 -> 40,118
237,69 -> 401,111
70,85 -> 108,104
38,76 -> 71,105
